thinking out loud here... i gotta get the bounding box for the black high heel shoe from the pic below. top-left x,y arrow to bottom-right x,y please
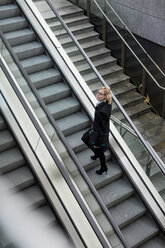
96,167 -> 108,175
90,155 -> 97,160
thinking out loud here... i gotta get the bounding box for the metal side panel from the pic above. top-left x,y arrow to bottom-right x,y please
0,66 -> 106,248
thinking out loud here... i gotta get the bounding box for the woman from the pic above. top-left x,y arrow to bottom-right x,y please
82,86 -> 112,175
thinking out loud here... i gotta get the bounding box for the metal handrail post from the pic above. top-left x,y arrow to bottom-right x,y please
87,0 -> 91,19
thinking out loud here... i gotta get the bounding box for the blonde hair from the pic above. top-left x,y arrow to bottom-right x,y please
99,86 -> 112,104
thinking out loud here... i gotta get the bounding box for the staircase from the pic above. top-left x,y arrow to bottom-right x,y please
0,111 -> 69,247
33,0 -> 165,164
0,1 -> 165,247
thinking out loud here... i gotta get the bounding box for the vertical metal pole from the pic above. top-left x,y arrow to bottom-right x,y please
121,26 -> 125,70
87,0 -> 91,19
162,94 -> 165,118
102,15 -> 107,43
142,54 -> 148,96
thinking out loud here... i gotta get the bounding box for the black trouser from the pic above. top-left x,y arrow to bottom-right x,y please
81,131 -> 106,169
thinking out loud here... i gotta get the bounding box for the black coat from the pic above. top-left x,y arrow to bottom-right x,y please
92,101 -> 112,149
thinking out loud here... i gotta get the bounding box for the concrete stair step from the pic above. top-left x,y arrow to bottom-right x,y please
87,160 -> 123,190
0,16 -> 28,33
65,39 -> 105,56
93,55 -> 117,69
0,4 -> 20,19
38,82 -> 70,104
29,68 -> 62,89
0,147 -> 25,173
53,22 -> 94,37
13,41 -> 44,60
58,5 -> 84,19
21,55 -> 53,74
70,47 -> 110,64
5,28 -> 36,46
56,112 -> 90,136
58,30 -> 99,49
113,102 -> 151,121
111,81 -> 136,97
122,215 -> 159,247
97,176 -> 134,208
105,73 -> 130,86
49,15 -> 89,31
3,165 -> 35,191
39,4 -> 83,22
110,195 -> 146,228
117,90 -> 144,108
89,74 -> 130,94
47,96 -> 80,120
0,130 -> 15,152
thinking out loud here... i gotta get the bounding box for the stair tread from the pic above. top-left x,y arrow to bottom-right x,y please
110,195 -> 146,228
13,41 -> 43,54
0,147 -> 25,172
98,177 -> 134,207
22,185 -> 46,208
0,130 -> 15,150
38,82 -> 70,102
122,215 -> 159,247
29,68 -> 62,87
140,234 -> 165,248
47,96 -> 80,119
87,160 -> 122,189
5,28 -> 35,39
56,112 -> 90,135
3,166 -> 34,190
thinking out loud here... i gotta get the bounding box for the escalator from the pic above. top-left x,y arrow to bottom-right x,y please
0,110 -> 73,248
0,1 -> 165,247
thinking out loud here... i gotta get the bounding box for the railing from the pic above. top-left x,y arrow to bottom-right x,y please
32,0 -> 165,178
0,18 -> 129,248
1,0 -> 165,241
70,0 -> 165,118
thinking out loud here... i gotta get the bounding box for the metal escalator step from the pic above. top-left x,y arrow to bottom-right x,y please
0,16 -> 28,33
140,233 -> 165,248
13,41 -> 44,60
122,215 -> 159,247
38,82 -> 70,104
0,147 -> 25,173
66,128 -> 90,153
0,4 -> 20,19
47,96 -> 80,120
109,195 -> 146,228
87,160 -> 122,190
35,205 -> 58,227
98,177 -> 134,208
21,185 -> 46,209
0,130 -> 15,152
29,68 -> 62,89
21,55 -> 53,74
5,28 -> 36,46
56,112 -> 90,136
3,166 -> 35,191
